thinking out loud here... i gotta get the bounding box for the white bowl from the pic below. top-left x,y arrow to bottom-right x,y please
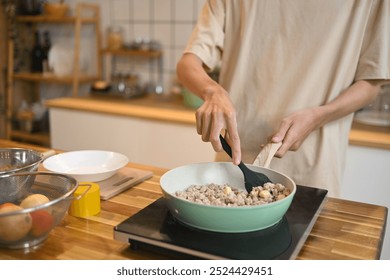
43,150 -> 128,182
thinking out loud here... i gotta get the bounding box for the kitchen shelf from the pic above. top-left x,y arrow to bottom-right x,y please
15,15 -> 98,24
101,48 -> 162,58
6,3 -> 102,147
101,47 -> 164,94
10,130 -> 51,147
13,72 -> 100,83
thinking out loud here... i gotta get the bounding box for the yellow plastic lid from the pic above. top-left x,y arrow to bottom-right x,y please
68,182 -> 101,218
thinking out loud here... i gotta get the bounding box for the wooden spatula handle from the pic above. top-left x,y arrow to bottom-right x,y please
253,142 -> 282,168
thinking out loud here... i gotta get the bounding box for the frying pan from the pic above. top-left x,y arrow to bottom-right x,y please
160,162 -> 296,233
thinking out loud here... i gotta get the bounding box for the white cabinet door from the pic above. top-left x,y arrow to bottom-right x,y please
49,108 -> 216,169
341,145 -> 390,260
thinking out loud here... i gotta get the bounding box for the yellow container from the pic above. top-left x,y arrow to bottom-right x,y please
68,182 -> 100,218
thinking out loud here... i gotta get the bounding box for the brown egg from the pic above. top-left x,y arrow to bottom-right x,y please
30,210 -> 54,237
20,194 -> 50,209
0,203 -> 32,241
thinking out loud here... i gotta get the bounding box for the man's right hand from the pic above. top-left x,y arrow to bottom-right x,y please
195,86 -> 241,165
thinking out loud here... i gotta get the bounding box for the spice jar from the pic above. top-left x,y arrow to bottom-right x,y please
107,26 -> 124,50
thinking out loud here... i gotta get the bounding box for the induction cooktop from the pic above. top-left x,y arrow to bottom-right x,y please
114,185 -> 328,259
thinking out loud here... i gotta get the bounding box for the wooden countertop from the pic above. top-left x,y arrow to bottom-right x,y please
0,139 -> 387,260
45,95 -> 197,125
45,95 -> 390,150
349,122 -> 390,150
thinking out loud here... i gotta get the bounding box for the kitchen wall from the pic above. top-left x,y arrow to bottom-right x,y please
61,0 -> 205,94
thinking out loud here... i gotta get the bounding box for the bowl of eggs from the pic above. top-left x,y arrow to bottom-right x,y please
0,172 -> 78,249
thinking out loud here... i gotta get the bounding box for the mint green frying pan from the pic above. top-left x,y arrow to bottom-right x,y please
160,162 -> 296,233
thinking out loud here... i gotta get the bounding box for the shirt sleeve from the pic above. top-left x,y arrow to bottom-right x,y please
183,0 -> 225,70
355,0 -> 390,81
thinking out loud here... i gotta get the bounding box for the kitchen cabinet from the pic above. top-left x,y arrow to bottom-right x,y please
46,96 -> 215,169
341,144 -> 390,260
5,3 -> 102,147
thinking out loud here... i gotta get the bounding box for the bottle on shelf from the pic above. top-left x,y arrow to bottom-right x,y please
30,31 -> 44,73
42,30 -> 52,73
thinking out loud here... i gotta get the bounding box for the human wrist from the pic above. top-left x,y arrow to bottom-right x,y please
315,104 -> 335,128
201,83 -> 226,101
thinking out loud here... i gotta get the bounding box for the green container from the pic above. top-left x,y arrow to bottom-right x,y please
182,88 -> 203,109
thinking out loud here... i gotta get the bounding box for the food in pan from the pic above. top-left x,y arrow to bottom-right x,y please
175,182 -> 291,206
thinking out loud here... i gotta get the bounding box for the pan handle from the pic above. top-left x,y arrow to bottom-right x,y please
253,142 -> 282,168
65,183 -> 92,201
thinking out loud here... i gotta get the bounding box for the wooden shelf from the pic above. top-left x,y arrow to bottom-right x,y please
101,48 -> 162,58
13,72 -> 99,84
6,3 -> 102,147
15,15 -> 97,24
10,130 -> 51,147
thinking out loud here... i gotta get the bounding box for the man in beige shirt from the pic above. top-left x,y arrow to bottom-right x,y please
177,0 -> 390,196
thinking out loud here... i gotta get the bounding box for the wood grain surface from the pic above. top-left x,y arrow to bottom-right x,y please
0,139 -> 387,260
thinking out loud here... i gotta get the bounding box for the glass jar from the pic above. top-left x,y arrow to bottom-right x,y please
106,26 -> 124,50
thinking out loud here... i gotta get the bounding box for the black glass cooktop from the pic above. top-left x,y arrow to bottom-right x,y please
114,185 -> 328,259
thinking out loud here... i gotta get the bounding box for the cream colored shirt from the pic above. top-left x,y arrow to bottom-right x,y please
184,0 -> 390,197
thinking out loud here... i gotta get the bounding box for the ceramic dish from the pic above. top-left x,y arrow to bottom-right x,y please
43,150 -> 128,182
160,162 -> 296,233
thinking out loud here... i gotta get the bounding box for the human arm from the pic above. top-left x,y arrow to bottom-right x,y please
176,53 -> 242,165
271,80 -> 383,157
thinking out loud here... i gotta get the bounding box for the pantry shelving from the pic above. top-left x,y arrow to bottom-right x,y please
6,3 -> 102,147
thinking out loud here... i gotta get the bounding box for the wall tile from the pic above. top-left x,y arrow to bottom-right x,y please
133,23 -> 151,40
65,0 -> 203,91
164,48 -> 175,72
133,0 -> 151,21
153,0 -> 172,22
174,0 -> 195,22
152,23 -> 172,48
112,0 -> 131,21
174,23 -> 195,48
172,47 -> 185,71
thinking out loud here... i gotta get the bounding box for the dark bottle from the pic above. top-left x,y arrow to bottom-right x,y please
42,30 -> 52,73
30,31 -> 43,73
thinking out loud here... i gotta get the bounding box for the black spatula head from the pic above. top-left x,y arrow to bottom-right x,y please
219,135 -> 271,192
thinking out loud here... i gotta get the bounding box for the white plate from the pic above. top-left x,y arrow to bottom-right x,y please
43,150 -> 129,182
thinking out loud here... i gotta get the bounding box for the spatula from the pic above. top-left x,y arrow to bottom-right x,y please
219,135 -> 272,193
